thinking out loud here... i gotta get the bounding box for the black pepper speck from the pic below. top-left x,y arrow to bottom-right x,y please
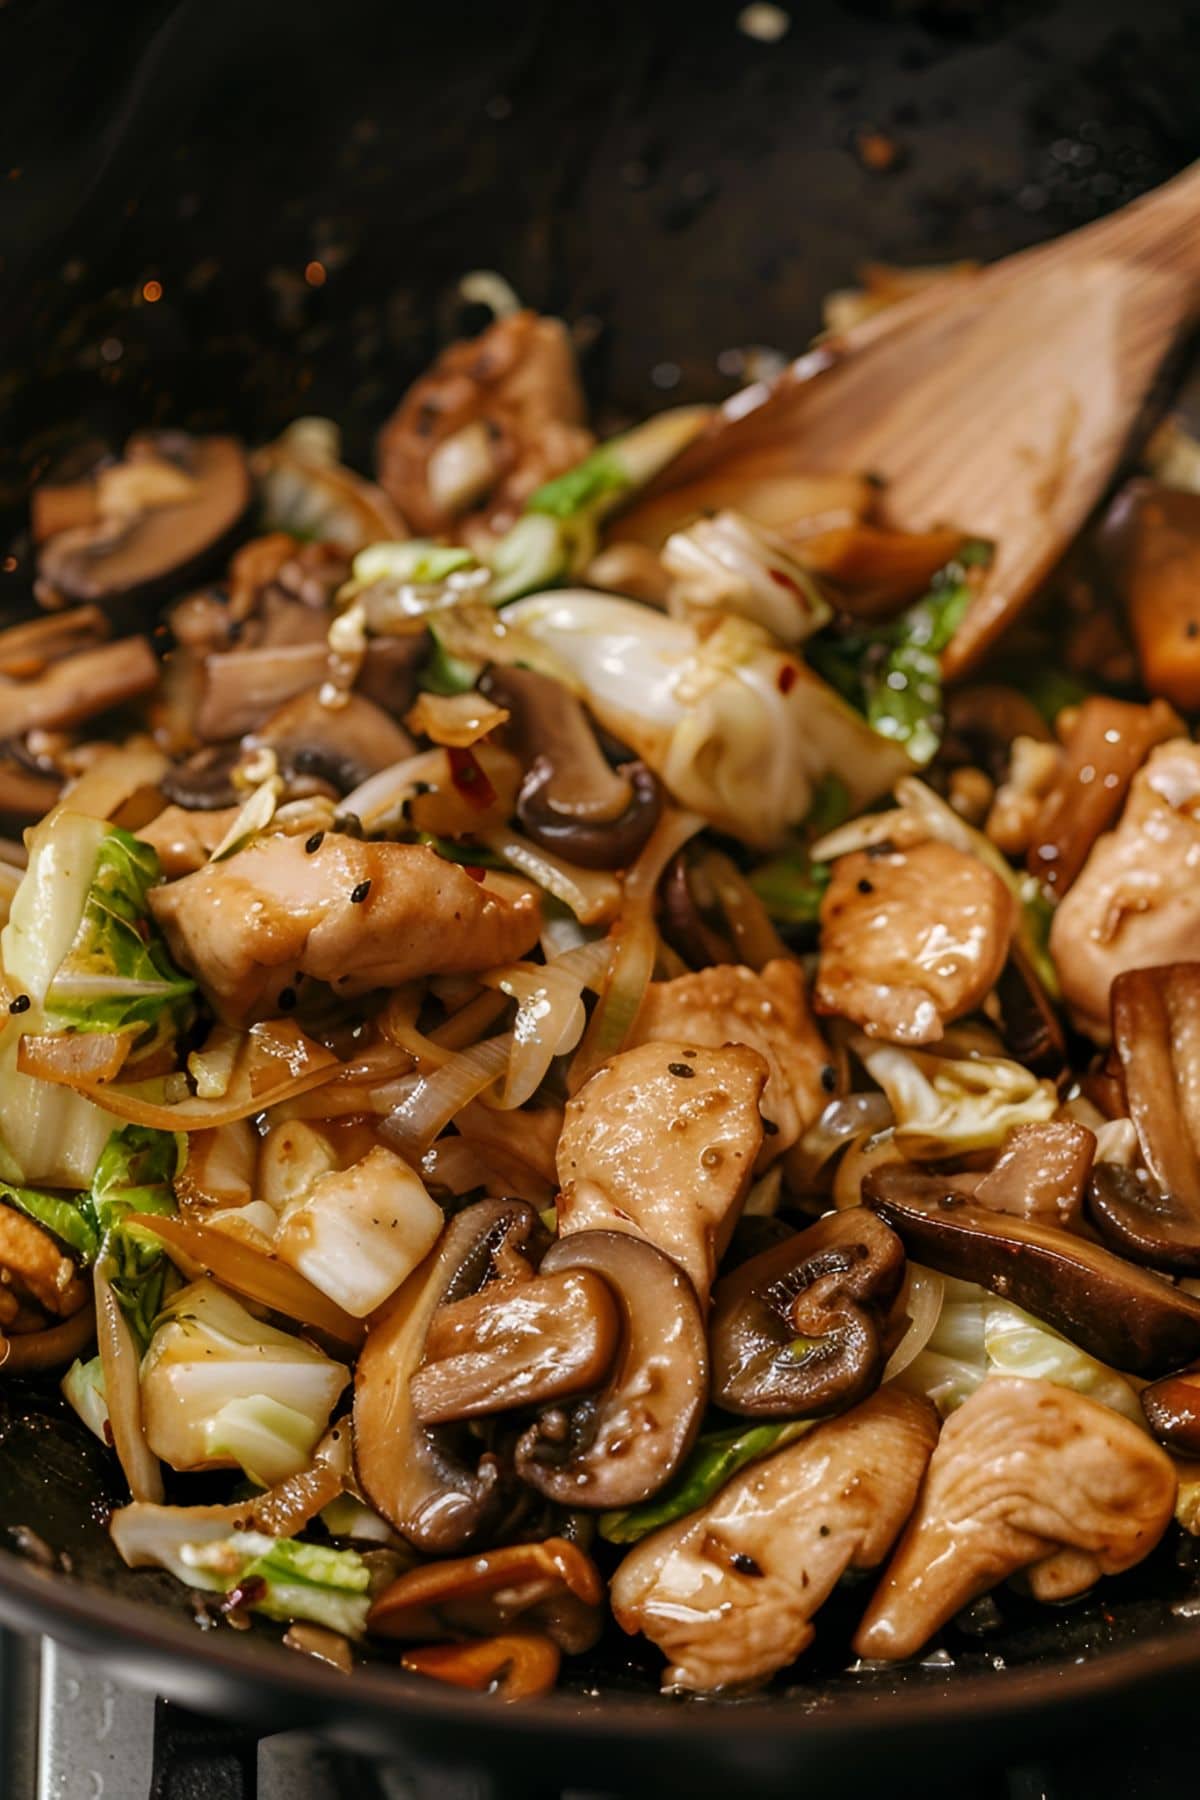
668,1062 -> 695,1078
350,880 -> 371,904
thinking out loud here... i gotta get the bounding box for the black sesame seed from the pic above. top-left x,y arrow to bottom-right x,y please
278,986 -> 297,1011
820,1064 -> 837,1093
8,995 -> 30,1015
668,1062 -> 695,1078
731,1552 -> 763,1577
350,880 -> 371,904
857,876 -> 874,895
305,831 -> 325,854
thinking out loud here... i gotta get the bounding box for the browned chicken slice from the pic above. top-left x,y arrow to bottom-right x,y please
611,1389 -> 938,1692
557,1041 -> 767,1302
854,1376 -> 1176,1662
149,834 -> 540,1021
139,805 -> 242,878
376,310 -> 592,545
628,960 -> 829,1168
1050,740 -> 1200,1041
0,1205 -> 88,1317
815,839 -> 1015,1044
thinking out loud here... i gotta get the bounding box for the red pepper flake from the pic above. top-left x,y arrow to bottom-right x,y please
777,662 -> 798,694
447,746 -> 497,811
222,1576 -> 267,1613
768,567 -> 801,596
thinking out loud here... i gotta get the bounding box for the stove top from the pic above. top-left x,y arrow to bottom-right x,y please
0,1629 -> 1191,1800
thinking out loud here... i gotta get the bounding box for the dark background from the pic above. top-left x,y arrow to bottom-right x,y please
2,0 -> 1200,524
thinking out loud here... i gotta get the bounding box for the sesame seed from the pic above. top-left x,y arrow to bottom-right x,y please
350,880 -> 371,904
8,995 -> 30,1015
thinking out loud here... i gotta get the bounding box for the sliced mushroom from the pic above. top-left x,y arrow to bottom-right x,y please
367,1536 -> 603,1653
398,1633 -> 561,1699
245,691 -> 415,795
853,1377 -> 1177,1661
1099,478 -> 1200,712
410,1267 -> 620,1423
0,605 -> 109,676
611,1389 -> 938,1693
159,746 -> 243,813
556,1040 -> 767,1302
515,1232 -> 707,1510
36,434 -> 251,608
815,839 -> 1015,1045
353,1200 -> 536,1552
1112,963 -> 1200,1199
1087,1164 -> 1200,1273
965,1120 -> 1096,1228
149,835 -> 541,1021
1080,965 -> 1200,1269
194,642 -> 330,742
710,1209 -> 905,1417
944,685 -> 1053,784
2,636 -> 160,738
481,666 -> 662,869
628,959 -> 832,1166
1141,1368 -> 1200,1456
863,1162 -> 1200,1376
0,761 -> 62,822
1029,696 -> 1182,898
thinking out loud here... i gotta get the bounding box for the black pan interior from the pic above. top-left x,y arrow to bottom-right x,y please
3,0 -> 1200,1784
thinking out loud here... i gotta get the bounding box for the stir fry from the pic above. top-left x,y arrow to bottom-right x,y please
7,297 -> 1200,1701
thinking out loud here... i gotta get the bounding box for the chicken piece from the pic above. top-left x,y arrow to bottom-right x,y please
611,1389 -> 937,1692
139,804 -> 241,878
1050,740 -> 1200,1041
149,834 -> 540,1021
959,1119 -> 1097,1228
376,311 -> 592,545
815,839 -> 1015,1044
0,1204 -> 87,1317
628,960 -> 829,1168
557,1041 -> 767,1302
853,1376 -> 1176,1662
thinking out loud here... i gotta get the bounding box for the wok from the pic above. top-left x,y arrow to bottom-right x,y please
3,1 -> 1200,1792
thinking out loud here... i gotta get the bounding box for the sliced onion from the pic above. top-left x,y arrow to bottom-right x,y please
0,1301 -> 96,1373
569,808 -> 705,1090
96,1253 -> 162,1502
882,1264 -> 945,1383
339,749 -> 447,833
17,1031 -> 133,1085
110,1461 -> 344,1565
382,1035 -> 513,1162
404,690 -> 510,748
482,940 -> 613,1109
420,1137 -> 553,1209
789,1093 -> 895,1191
478,828 -> 621,925
140,1214 -> 364,1348
35,1020 -> 340,1131
694,847 -> 788,971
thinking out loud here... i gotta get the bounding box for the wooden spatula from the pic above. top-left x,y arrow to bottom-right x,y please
621,164 -> 1200,679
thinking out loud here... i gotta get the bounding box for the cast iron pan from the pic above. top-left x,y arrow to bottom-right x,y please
3,1 -> 1200,1792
